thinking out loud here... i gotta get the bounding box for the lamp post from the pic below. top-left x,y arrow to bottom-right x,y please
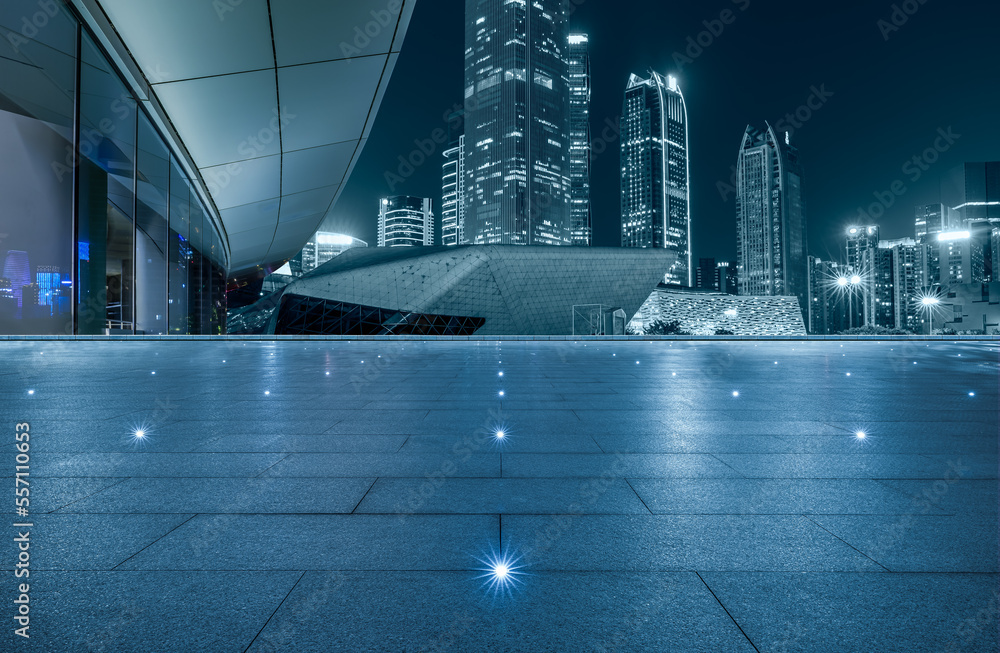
838,274 -> 863,330
921,296 -> 941,335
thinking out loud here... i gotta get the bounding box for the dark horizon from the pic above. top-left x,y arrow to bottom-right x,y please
325,0 -> 999,265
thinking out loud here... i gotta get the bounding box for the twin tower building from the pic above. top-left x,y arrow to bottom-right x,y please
444,0 -> 807,306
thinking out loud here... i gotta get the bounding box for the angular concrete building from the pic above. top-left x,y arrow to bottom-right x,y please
265,246 -> 676,335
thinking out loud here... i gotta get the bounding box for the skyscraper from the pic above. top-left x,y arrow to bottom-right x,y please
915,203 -> 960,245
290,233 -> 368,276
464,0 -> 571,246
957,163 -> 1000,281
807,257 -> 847,335
883,238 -> 923,332
441,136 -> 466,246
567,34 -> 592,246
735,124 -> 808,315
2,251 -> 30,309
620,71 -> 691,285
846,226 -> 879,271
378,197 -> 435,248
35,266 -> 61,309
956,161 -> 1000,222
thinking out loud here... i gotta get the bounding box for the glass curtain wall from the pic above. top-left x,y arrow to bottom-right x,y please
0,0 -> 77,334
0,0 -> 227,335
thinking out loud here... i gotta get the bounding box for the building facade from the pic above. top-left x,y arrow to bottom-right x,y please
289,233 -> 368,277
620,71 -> 691,285
807,257 -> 849,335
735,124 -> 808,318
0,0 -> 412,336
441,137 -> 466,246
378,197 -> 435,248
632,285 -> 806,336
936,230 -> 984,286
266,246 -> 676,336
567,34 -> 592,246
463,0 -> 572,246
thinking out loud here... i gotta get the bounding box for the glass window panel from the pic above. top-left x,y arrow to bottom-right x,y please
135,113 -> 169,334
168,158 -> 191,333
77,32 -> 137,334
0,0 -> 76,335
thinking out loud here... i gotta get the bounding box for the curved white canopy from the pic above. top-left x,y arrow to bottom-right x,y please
77,0 -> 414,275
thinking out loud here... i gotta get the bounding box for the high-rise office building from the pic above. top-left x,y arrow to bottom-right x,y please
846,226 -> 879,271
2,251 -> 30,309
36,266 -> 61,309
882,238 -> 924,332
378,197 -> 435,248
463,0 -> 571,246
807,257 -> 848,335
695,258 -> 737,294
915,203 -> 961,244
289,233 -> 368,277
567,34 -> 592,246
956,162 -> 1000,222
936,230 -> 984,285
442,137 -> 466,246
620,71 -> 691,285
735,124 -> 808,315
861,244 -> 895,328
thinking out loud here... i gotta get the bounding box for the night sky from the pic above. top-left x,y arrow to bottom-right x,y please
325,0 -> 999,264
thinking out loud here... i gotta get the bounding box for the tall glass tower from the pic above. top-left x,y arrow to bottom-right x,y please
567,34 -> 591,246
378,197 -> 435,248
736,124 -> 808,316
620,72 -> 691,285
463,0 -> 571,246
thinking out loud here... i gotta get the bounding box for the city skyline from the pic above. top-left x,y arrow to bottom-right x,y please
325,0 -> 999,264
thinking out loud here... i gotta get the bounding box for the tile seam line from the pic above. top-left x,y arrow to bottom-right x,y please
351,478 -> 380,514
694,571 -> 761,653
109,513 -> 199,571
46,476 -> 132,513
242,570 -> 307,653
801,515 -> 893,572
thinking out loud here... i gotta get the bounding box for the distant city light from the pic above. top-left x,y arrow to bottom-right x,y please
495,430 -> 506,440
850,275 -> 861,285
921,297 -> 940,306
937,230 -> 971,241
724,309 -> 738,316
855,431 -> 867,439
134,429 -> 146,439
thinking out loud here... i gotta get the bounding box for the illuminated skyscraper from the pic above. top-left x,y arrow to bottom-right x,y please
36,266 -> 61,308
2,251 -> 30,309
620,71 -> 691,285
290,233 -> 368,276
567,34 -> 592,246
442,136 -> 466,246
735,124 -> 808,317
378,197 -> 434,248
463,0 -> 571,245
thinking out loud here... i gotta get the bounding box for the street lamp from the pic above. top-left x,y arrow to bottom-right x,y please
921,295 -> 941,334
837,274 -> 863,329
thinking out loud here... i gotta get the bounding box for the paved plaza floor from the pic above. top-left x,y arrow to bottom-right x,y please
2,339 -> 997,651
